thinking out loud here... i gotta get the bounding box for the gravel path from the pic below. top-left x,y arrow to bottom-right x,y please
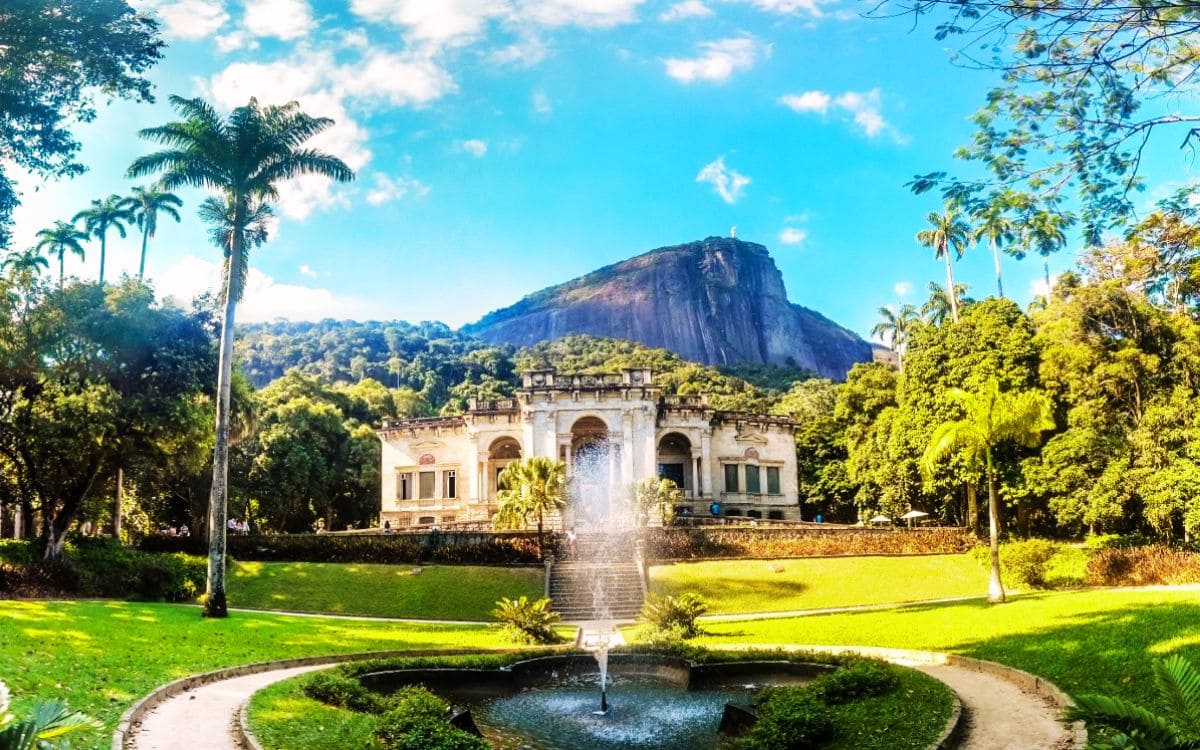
126,665 -> 327,750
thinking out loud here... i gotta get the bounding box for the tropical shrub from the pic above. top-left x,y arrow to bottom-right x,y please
1085,546 -> 1200,586
0,539 -> 204,602
374,686 -> 487,750
0,679 -> 99,750
492,596 -> 561,644
807,660 -> 899,705
1065,655 -> 1200,749
302,672 -> 388,714
638,593 -> 708,639
741,688 -> 834,750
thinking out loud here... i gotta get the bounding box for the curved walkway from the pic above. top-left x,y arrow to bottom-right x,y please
123,645 -> 1077,750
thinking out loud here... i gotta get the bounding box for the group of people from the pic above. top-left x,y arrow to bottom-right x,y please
227,518 -> 251,535
155,525 -> 189,537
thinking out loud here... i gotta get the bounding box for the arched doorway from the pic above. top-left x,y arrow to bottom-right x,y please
488,437 -> 521,500
570,416 -> 613,524
657,432 -> 693,494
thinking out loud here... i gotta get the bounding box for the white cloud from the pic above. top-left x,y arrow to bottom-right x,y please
244,0 -> 316,39
735,0 -> 834,17
348,0 -> 508,49
516,0 -> 645,28
214,30 -> 257,51
1030,278 -> 1052,297
365,173 -> 431,206
456,139 -> 488,157
488,35 -> 550,67
779,227 -> 807,245
333,50 -> 458,106
532,89 -> 553,115
660,0 -> 714,21
299,264 -> 318,278
696,156 -> 750,204
156,256 -> 381,322
779,87 -> 902,141
778,91 -> 831,114
894,281 -> 913,297
140,0 -> 229,39
664,37 -> 767,84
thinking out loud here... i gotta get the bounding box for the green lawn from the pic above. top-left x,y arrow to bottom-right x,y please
0,600 -> 510,750
693,587 -> 1200,710
226,561 -> 544,620
651,554 -> 987,614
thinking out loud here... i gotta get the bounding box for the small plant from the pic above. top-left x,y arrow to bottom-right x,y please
808,660 -> 899,705
492,596 -> 561,644
741,687 -> 834,750
1065,654 -> 1200,749
0,679 -> 99,750
638,592 -> 708,639
374,686 -> 487,750
302,671 -> 388,713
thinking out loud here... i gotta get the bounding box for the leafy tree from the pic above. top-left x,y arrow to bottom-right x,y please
0,0 -> 162,249
921,281 -> 973,327
73,194 -> 134,284
493,457 -> 567,557
33,221 -> 87,288
922,380 -> 1054,603
129,95 -> 354,617
916,203 -> 971,323
129,185 -> 183,278
777,379 -> 857,521
630,477 -> 682,528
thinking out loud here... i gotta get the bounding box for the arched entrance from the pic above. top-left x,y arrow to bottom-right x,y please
570,416 -> 613,524
487,437 -> 521,500
656,432 -> 693,494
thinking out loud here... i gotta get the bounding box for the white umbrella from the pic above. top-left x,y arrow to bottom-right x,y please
900,510 -> 929,520
868,515 -> 892,524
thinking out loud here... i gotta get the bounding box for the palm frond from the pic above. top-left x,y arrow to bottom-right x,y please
1153,654 -> 1200,739
1065,694 -> 1180,746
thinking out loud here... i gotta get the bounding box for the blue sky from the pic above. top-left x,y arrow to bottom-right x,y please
12,0 -> 1186,340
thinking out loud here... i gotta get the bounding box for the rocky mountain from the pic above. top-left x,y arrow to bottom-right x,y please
463,237 -> 873,380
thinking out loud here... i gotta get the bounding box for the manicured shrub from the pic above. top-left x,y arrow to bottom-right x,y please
492,596 -> 561,644
638,592 -> 708,638
808,660 -> 899,705
0,540 -> 35,565
374,686 -> 487,750
64,538 -> 205,602
647,527 -> 975,561
742,688 -> 834,750
999,538 -> 1059,589
1085,545 -> 1200,586
302,671 -> 388,714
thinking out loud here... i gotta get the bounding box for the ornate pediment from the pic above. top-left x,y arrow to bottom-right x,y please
734,429 -> 769,446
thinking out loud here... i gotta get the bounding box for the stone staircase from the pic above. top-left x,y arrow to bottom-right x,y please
549,532 -> 645,622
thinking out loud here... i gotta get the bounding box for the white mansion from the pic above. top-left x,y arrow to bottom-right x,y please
377,369 -> 800,529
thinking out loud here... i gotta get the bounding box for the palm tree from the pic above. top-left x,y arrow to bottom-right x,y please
972,204 -> 1016,298
871,303 -> 919,370
1021,212 -> 1070,291
921,281 -> 973,326
494,457 -> 568,557
916,203 -> 972,323
1,249 -> 49,280
129,185 -> 183,279
34,221 -> 88,289
921,379 -> 1054,603
73,194 -> 134,284
128,95 -> 354,618
1065,654 -> 1200,749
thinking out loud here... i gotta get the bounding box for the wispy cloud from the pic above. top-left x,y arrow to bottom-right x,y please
697,156 -> 751,204
660,0 -> 714,21
456,138 -> 488,157
778,88 -> 903,141
734,0 -> 836,18
532,89 -> 553,115
365,173 -> 431,206
894,281 -> 913,297
243,0 -> 315,39
664,37 -> 768,84
779,227 -> 807,245
141,0 -> 229,39
299,264 -> 318,278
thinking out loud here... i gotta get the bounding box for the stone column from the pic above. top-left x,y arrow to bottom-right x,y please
700,433 -> 713,501
692,451 -> 703,499
622,412 -> 635,486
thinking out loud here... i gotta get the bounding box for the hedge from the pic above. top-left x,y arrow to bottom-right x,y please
0,538 -> 206,601
645,526 -> 976,561
138,532 -> 543,566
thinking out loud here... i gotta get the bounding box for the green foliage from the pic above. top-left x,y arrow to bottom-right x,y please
374,686 -> 487,750
647,527 -> 975,561
807,660 -> 899,705
742,688 -> 835,750
637,593 -> 708,639
0,679 -> 99,750
492,596 -> 562,644
493,458 -> 567,539
0,539 -> 207,602
302,672 -> 388,714
1066,655 -> 1200,749
630,477 -> 682,528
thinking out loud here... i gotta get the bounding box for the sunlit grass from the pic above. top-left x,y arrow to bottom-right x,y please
651,554 -> 987,614
226,561 -> 543,620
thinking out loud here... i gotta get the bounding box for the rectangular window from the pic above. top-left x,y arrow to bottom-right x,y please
746,465 -> 761,494
658,463 -> 685,488
398,472 -> 412,501
724,463 -> 739,492
444,469 -> 457,499
419,471 -> 435,499
767,467 -> 781,495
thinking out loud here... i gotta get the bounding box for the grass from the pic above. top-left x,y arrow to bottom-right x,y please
692,587 -> 1200,712
227,561 -> 544,620
0,600 -> 513,750
250,678 -> 378,750
651,554 -> 987,614
824,668 -> 952,750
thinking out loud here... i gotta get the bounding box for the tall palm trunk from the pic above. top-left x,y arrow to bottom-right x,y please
98,232 -> 107,285
203,220 -> 242,618
942,244 -> 959,322
138,227 -> 150,279
990,237 -> 1005,298
985,451 -> 1005,603
58,254 -> 64,290
966,482 -> 979,534
1043,256 -> 1051,291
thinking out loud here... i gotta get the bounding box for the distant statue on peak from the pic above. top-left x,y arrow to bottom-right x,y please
730,226 -> 737,239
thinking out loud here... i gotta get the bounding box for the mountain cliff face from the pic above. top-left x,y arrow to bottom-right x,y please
463,237 -> 872,380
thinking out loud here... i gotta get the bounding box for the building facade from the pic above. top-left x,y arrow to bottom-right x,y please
377,369 -> 799,529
